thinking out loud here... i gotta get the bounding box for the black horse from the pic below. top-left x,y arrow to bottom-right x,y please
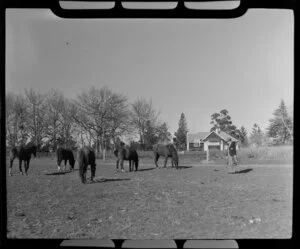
56,148 -> 75,172
114,143 -> 139,172
153,144 -> 179,169
9,143 -> 37,176
77,147 -> 96,184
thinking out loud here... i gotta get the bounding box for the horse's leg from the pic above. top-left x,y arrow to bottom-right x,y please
120,159 -> 125,172
116,159 -> 119,171
163,156 -> 168,168
154,153 -> 159,168
57,159 -> 61,172
9,157 -> 15,176
64,159 -> 67,172
129,160 -> 132,172
19,159 -> 24,175
82,163 -> 87,184
91,163 -> 96,182
25,159 -> 30,175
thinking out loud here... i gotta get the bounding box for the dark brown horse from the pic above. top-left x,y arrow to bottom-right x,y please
153,144 -> 179,169
77,147 -> 96,184
56,148 -> 75,172
9,143 -> 37,176
114,143 -> 139,172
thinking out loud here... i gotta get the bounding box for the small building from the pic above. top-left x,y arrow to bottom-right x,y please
187,130 -> 239,152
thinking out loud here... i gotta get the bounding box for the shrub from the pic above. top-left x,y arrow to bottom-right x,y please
237,146 -> 293,160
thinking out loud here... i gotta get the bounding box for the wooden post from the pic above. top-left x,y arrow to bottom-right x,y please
186,133 -> 189,151
103,140 -> 106,161
207,147 -> 210,162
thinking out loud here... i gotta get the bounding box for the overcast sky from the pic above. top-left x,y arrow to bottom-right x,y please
6,8 -> 293,135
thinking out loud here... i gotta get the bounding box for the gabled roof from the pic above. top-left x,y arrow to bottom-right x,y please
203,131 -> 239,142
188,131 -> 239,143
218,131 -> 239,142
187,132 -> 210,142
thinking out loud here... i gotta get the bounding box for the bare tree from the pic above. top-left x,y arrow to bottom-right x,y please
44,89 -> 65,152
69,103 -> 94,148
6,92 -> 17,147
73,86 -> 129,159
24,88 -> 47,149
6,93 -> 29,146
131,98 -> 160,150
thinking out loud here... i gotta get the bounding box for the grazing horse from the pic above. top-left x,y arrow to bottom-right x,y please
77,147 -> 96,184
56,148 -> 75,172
9,144 -> 37,176
153,144 -> 179,169
114,143 -> 139,172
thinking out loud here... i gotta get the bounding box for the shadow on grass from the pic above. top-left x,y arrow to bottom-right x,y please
45,170 -> 77,175
45,171 -> 67,175
177,166 -> 193,169
90,178 -> 131,184
154,166 -> 193,169
234,168 -> 253,174
137,167 -> 157,172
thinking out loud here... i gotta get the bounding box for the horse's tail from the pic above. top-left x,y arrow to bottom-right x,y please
78,149 -> 86,183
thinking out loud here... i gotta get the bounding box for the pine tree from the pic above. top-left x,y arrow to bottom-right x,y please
157,122 -> 172,143
267,99 -> 293,144
240,126 -> 248,146
143,120 -> 158,150
250,124 -> 264,147
210,109 -> 239,139
174,113 -> 189,151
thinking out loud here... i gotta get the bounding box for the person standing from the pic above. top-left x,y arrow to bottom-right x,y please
227,138 -> 238,173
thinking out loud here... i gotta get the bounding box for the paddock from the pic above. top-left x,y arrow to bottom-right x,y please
6,156 -> 292,239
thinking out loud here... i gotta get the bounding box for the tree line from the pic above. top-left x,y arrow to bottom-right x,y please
5,86 -> 174,154
5,86 -> 293,154
173,99 -> 293,150
208,99 -> 293,147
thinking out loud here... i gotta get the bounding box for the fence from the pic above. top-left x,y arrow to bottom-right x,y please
9,146 -> 292,164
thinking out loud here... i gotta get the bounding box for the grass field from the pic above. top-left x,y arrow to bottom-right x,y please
6,155 -> 293,239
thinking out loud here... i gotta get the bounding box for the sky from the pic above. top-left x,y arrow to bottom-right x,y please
6,8 -> 294,136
